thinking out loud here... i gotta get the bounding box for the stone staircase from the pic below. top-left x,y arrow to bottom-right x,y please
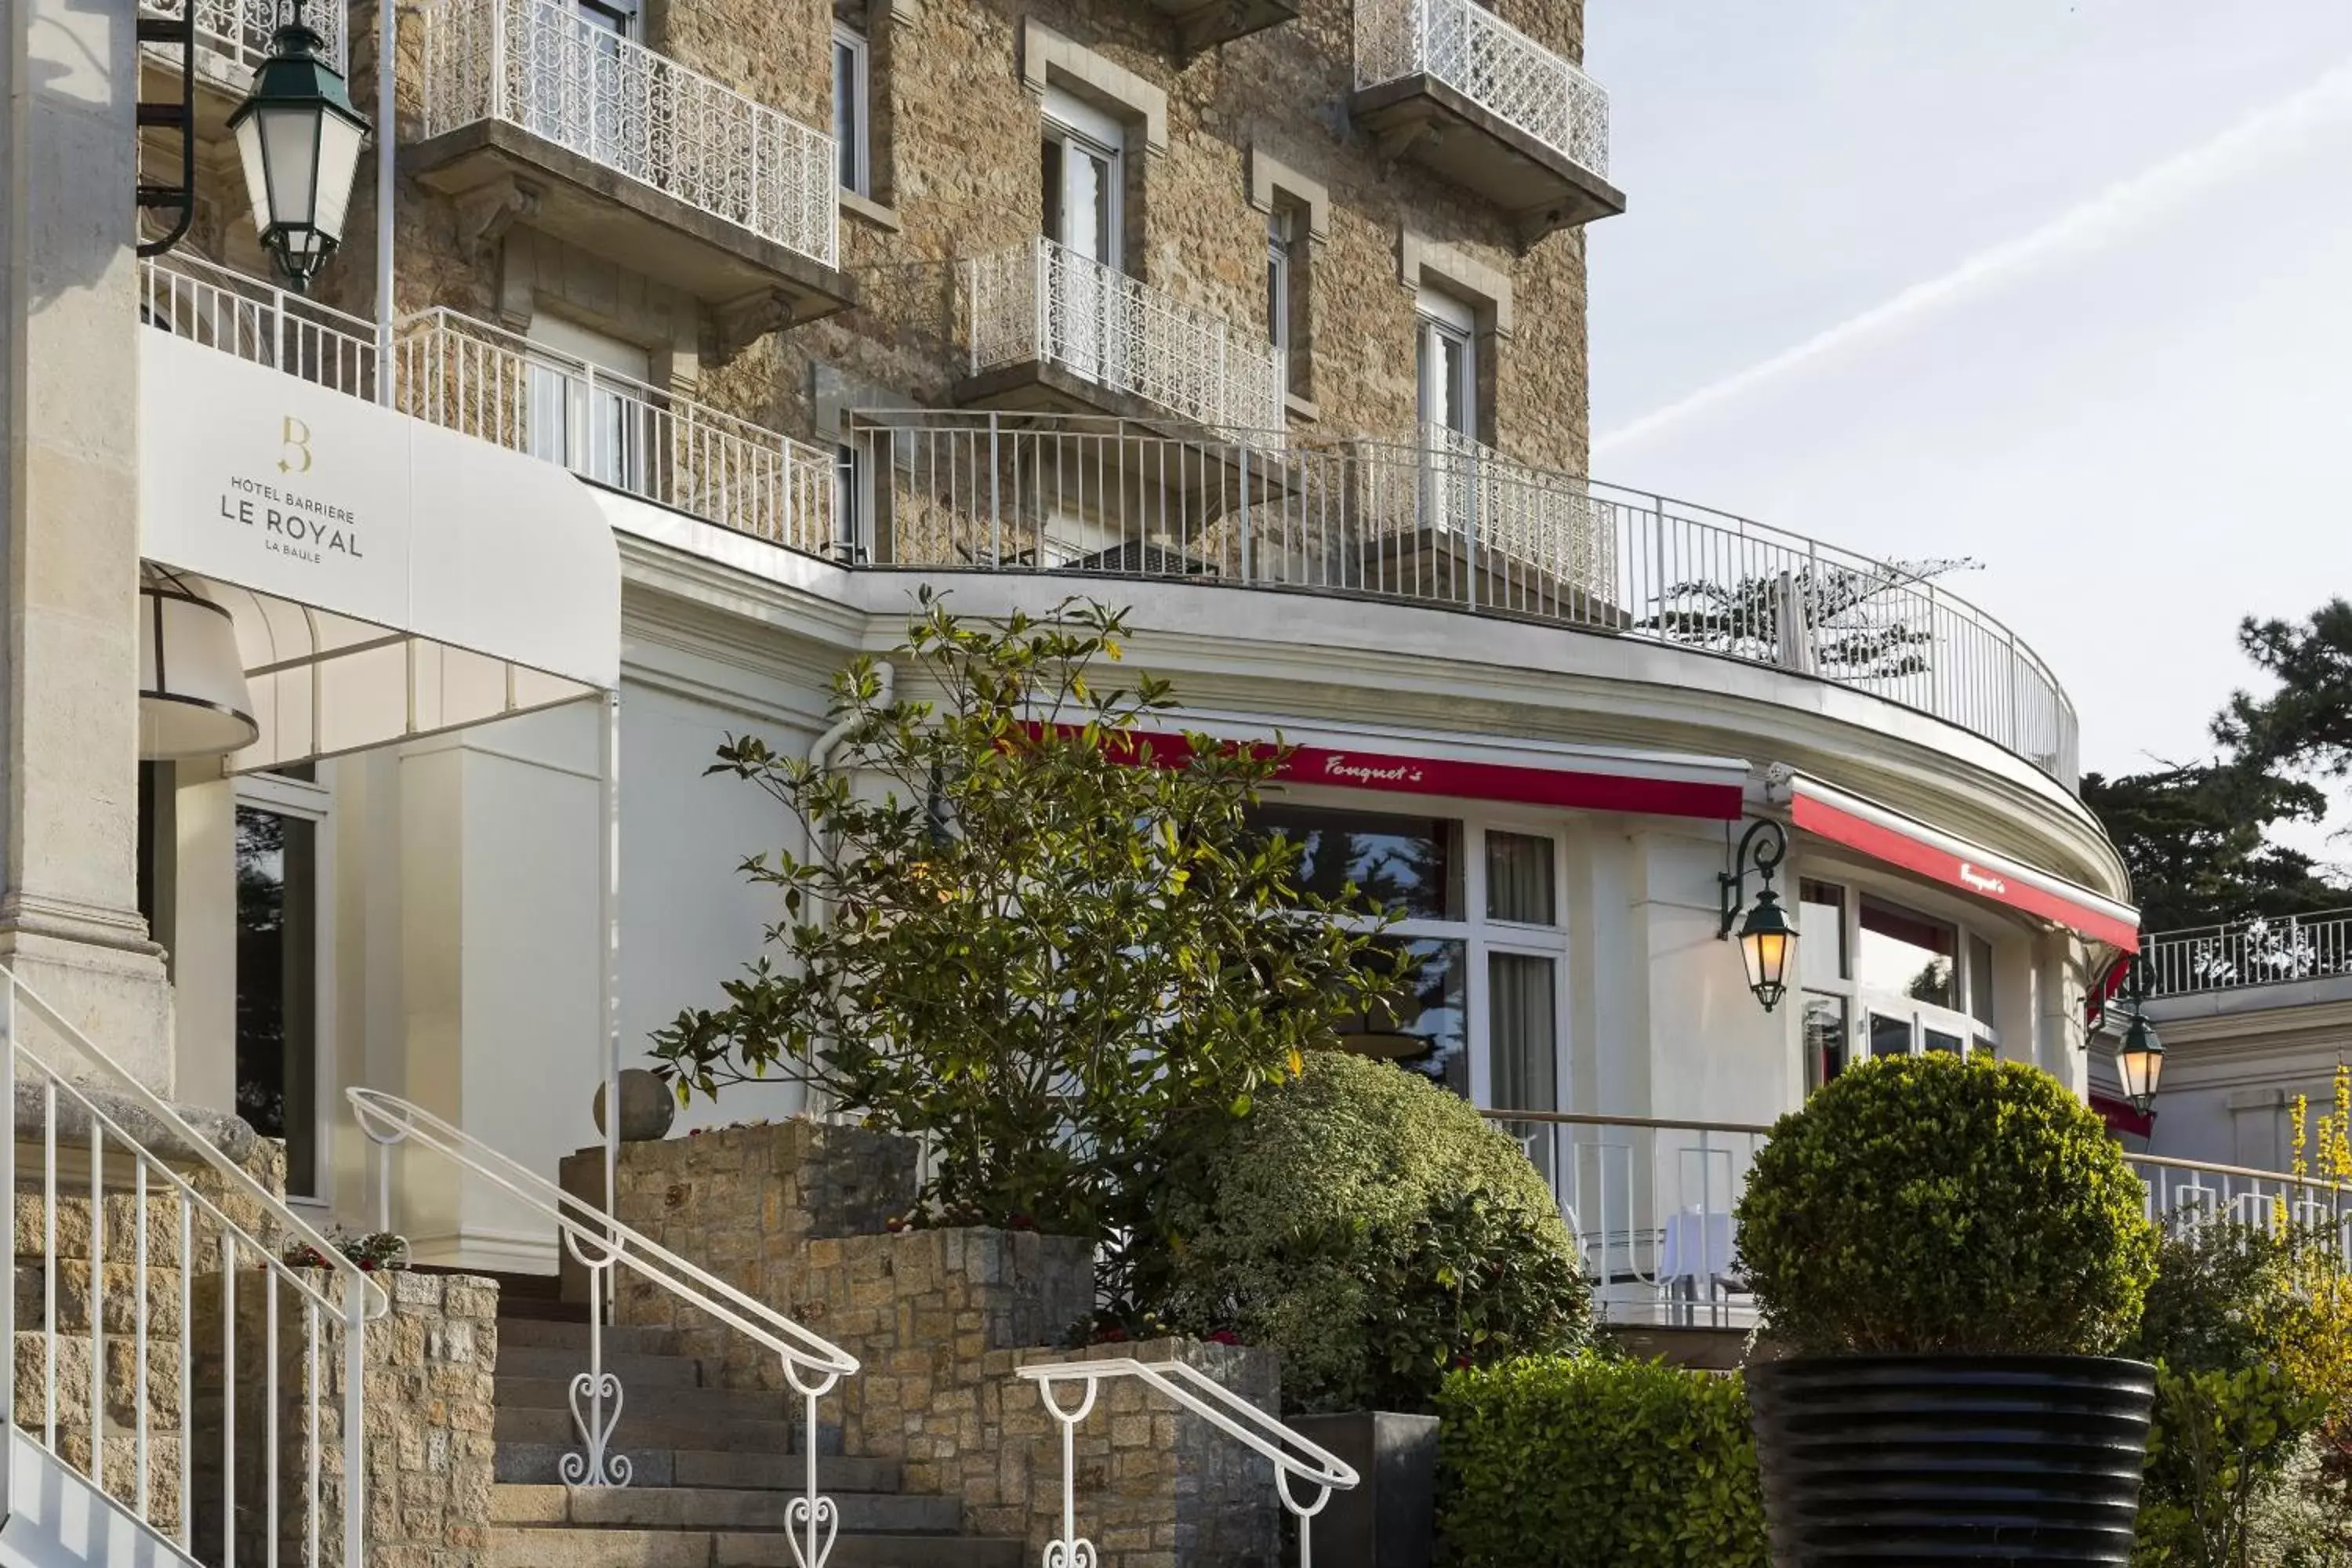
478,1279 -> 1024,1568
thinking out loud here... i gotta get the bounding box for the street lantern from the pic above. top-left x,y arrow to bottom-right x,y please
1719,818 -> 1798,1014
228,0 -> 369,292
2116,1011 -> 2165,1116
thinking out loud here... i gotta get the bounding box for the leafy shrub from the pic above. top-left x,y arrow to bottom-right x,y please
1734,1053 -> 2159,1357
1436,1354 -> 1768,1568
1167,1051 -> 1590,1413
2130,1221 -> 2341,1566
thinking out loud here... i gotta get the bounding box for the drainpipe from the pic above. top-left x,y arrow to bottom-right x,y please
375,0 -> 397,405
801,661 -> 893,1118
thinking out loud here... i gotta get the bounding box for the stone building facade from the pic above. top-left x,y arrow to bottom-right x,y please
173,0 -> 1610,477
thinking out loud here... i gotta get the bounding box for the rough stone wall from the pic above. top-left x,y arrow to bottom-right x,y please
592,1121 -> 1283,1567
172,0 -> 1595,490
191,1268 -> 498,1568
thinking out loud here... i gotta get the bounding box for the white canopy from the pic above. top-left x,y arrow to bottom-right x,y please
139,331 -> 621,770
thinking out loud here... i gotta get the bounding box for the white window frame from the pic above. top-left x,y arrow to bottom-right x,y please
833,21 -> 870,196
1415,287 -> 1477,437
1797,871 -> 2005,1086
1043,87 -> 1125,270
233,768 -> 336,1207
1266,207 -> 1293,407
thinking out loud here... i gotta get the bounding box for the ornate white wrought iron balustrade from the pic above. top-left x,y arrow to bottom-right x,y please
1,964 -> 384,1561
1019,1357 -> 1358,1568
140,0 -> 349,78
347,1090 -> 859,1567
1352,0 -> 1610,181
2141,907 -> 2352,998
966,238 -> 1284,434
422,0 -> 839,267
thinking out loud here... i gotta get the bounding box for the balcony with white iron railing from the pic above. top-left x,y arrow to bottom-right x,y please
140,252 -> 837,554
842,408 -> 2080,783
1481,1108 -> 2352,1334
139,0 -> 349,100
135,254 -> 2079,785
2142,907 -> 2352,1002
1352,0 -> 1624,243
963,238 -> 1285,436
414,0 -> 851,336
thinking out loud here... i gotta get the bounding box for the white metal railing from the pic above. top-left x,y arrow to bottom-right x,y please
140,250 -> 382,400
347,1090 -> 858,1566
844,409 -> 2080,782
1019,1358 -> 1358,1568
2129,1152 -> 2352,1247
395,307 -> 836,551
1479,1109 -> 1768,1330
2143,909 -> 2352,998
422,0 -> 838,267
1354,0 -> 1610,182
140,0 -> 349,78
967,239 -> 1284,434
0,964 -> 384,1561
137,255 -> 836,552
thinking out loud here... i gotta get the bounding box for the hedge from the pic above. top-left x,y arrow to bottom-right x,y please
1437,1355 -> 1768,1568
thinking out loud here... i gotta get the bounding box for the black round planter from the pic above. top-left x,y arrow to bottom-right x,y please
1746,1354 -> 2156,1566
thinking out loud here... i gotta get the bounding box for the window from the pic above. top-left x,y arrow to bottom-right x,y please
1266,209 -> 1293,405
234,769 -> 328,1200
573,0 -> 634,31
1254,804 -> 1566,1160
1040,89 -> 1125,387
833,23 -> 869,195
1798,879 -> 2002,1084
833,442 -> 867,563
525,315 -> 652,494
1415,288 -> 1477,437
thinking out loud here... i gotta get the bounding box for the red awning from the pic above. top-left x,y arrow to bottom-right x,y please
1044,719 -> 1751,820
1790,776 -> 2139,951
2090,1092 -> 2154,1140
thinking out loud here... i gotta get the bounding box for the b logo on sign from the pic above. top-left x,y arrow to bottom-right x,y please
278,416 -> 313,475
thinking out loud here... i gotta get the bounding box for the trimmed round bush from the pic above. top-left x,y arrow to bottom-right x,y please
1735,1054 -> 2158,1357
1169,1050 -> 1592,1413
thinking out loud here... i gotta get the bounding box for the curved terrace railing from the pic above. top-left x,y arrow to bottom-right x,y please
843,410 -> 2081,782
135,257 -> 2082,786
2143,908 -> 2352,999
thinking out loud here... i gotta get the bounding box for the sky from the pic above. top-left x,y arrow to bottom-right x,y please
1582,1 -> 2352,867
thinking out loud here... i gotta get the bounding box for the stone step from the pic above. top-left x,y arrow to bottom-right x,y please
492,1485 -> 960,1535
494,1443 -> 899,1494
497,1318 -> 682,1358
495,1377 -> 788,1421
499,1346 -> 706,1387
495,1406 -> 801,1454
483,1528 -> 1025,1568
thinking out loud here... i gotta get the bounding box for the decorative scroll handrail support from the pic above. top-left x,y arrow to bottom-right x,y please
348,1087 -> 858,1566
1018,1357 -> 1358,1568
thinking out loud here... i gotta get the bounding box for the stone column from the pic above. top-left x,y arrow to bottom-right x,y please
0,0 -> 173,1086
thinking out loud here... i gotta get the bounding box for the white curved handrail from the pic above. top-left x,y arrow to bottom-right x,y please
1018,1356 -> 1359,1567
346,1088 -> 856,1377
6,965 -> 387,1318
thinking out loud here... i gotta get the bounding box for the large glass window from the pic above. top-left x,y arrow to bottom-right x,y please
1486,830 -> 1555,925
1256,803 -> 1464,920
236,800 -> 319,1196
1857,895 -> 1958,1010
1798,877 -> 1847,989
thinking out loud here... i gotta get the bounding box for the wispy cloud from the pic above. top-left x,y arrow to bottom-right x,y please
1594,57 -> 2352,458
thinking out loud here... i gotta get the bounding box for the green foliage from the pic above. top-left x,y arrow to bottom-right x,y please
1167,1051 -> 1591,1414
2079,764 -> 2342,931
1734,1053 -> 2159,1356
1436,1355 -> 1769,1568
2137,1363 -> 2329,1568
2216,599 -> 2352,787
649,594 -> 1403,1312
2248,1435 -> 2352,1568
2129,1221 -> 2347,1567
